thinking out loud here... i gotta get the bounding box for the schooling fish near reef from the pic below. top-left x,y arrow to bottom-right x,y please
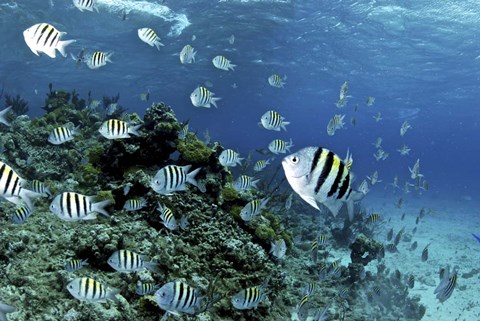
282,146 -> 364,220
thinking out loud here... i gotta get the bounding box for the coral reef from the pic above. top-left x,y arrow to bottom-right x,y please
4,94 -> 29,116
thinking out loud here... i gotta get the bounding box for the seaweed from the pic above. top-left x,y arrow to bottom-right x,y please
4,94 -> 29,116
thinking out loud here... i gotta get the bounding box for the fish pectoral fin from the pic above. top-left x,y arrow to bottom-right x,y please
302,195 -> 320,210
43,46 -> 57,59
323,200 -> 344,217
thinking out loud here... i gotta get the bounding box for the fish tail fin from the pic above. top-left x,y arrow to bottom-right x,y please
105,52 -> 114,63
0,106 -> 12,126
211,97 -> 221,108
229,63 -> 237,71
252,179 -> 260,189
145,262 -> 160,273
192,51 -> 197,62
92,199 -> 112,218
281,121 -> 290,131
57,39 -> 76,58
107,289 -> 120,302
154,41 -> 165,50
324,200 -> 344,217
128,124 -> 142,136
186,167 -> 202,189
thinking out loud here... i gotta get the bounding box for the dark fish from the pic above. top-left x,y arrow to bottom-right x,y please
393,227 -> 405,246
386,228 -> 393,241
410,241 -> 418,251
377,244 -> 385,259
368,213 -> 380,224
386,243 -> 398,253
419,208 -> 426,219
421,244 -> 430,262
416,216 -> 420,224
412,227 -> 417,235
472,233 -> 480,243
434,266 -> 458,303
401,212 -> 406,221
394,269 -> 402,281
407,274 -> 415,289
310,240 -> 318,263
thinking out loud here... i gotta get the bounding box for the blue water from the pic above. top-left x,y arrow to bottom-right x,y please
1,0 -> 479,199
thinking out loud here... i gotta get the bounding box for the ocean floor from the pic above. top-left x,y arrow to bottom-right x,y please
363,193 -> 480,321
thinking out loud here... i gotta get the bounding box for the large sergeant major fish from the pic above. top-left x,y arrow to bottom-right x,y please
282,146 -> 364,220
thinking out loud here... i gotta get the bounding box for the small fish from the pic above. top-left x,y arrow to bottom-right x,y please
350,116 -> 356,126
191,35 -> 196,41
253,159 -> 270,172
434,266 -> 458,303
180,44 -> 196,64
23,23 -> 76,58
372,137 -> 382,149
140,91 -> 150,101
269,239 -> 287,259
282,147 -> 364,220
301,283 -> 318,297
367,213 -> 380,224
67,277 -> 119,302
386,228 -> 393,241
389,176 -> 400,190
401,213 -> 406,221
310,240 -> 318,263
240,197 -> 269,221
421,243 -> 430,262
377,244 -> 385,259
409,159 -> 423,180
412,226 -> 417,234
84,51 -> 113,69
285,193 -> 293,210
0,302 -> 16,321
395,198 -> 404,209
29,180 -> 51,197
155,281 -> 205,315
400,121 -> 412,136
212,55 -> 236,71
89,100 -> 101,110
326,114 -> 345,136
358,179 -> 369,195
397,144 -> 411,156
407,274 -> 415,289
366,96 -> 375,106
260,110 -> 289,131
73,0 -> 99,12
123,198 -> 146,211
373,149 -> 389,161
65,259 -> 89,272
48,125 -> 80,145
393,227 -> 404,246
108,249 -> 159,273
373,112 -> 382,122
386,243 -> 398,253
0,161 -> 41,209
472,233 -> 480,243
219,149 -> 243,168
178,123 -> 189,139
233,175 -> 260,192
318,235 -> 329,246
137,28 -> 164,50
157,202 -> 177,230
106,103 -> 119,116
179,215 -> 189,230
268,74 -> 287,88
0,106 -> 12,126
231,281 -> 268,310
98,119 -> 141,139
336,81 -> 348,107
11,206 -> 33,224
367,170 -> 382,185
228,34 -> 235,44
296,295 -> 310,321
151,165 -> 203,195
190,87 -> 221,108
312,303 -> 330,321
136,282 -> 159,295
268,138 -> 293,154
49,192 -> 112,221
410,241 -> 418,251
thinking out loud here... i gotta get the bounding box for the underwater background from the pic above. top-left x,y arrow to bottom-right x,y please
0,0 -> 479,321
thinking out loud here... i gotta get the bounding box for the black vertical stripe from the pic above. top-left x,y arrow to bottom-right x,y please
176,282 -> 184,309
4,169 -> 13,195
66,193 -> 72,218
92,279 -> 97,300
328,161 -> 344,197
314,151 -> 333,194
337,172 -> 350,199
83,195 -> 88,216
182,285 -> 191,309
11,176 -> 19,196
243,288 -> 249,306
37,24 -> 49,44
48,31 -> 58,47
43,27 -> 55,46
310,147 -> 323,174
74,193 -> 81,218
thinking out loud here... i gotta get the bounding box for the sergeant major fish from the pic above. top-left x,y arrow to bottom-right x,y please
123,198 -> 146,211
107,249 -> 159,273
73,0 -> 99,12
48,125 -> 80,145
212,55 -> 236,71
136,282 -> 159,295
67,277 -> 119,302
151,164 -> 204,195
65,259 -> 89,272
260,110 -> 289,131
270,239 -> 286,259
219,149 -> 243,168
49,192 -> 112,221
231,280 -> 268,310
137,28 -> 164,50
180,44 -> 196,64
84,51 -> 113,69
409,159 -> 423,180
23,23 -> 76,58
240,197 -> 270,221
190,87 -> 221,108
253,159 -> 270,172
155,281 -> 205,316
157,202 -> 178,230
282,147 -> 364,220
11,206 -> 33,224
268,138 -> 293,154
268,74 -> 287,88
233,175 -> 259,192
98,119 -> 141,139
0,161 -> 41,209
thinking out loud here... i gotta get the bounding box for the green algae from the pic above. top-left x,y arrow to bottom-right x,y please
176,132 -> 212,164
221,185 -> 239,202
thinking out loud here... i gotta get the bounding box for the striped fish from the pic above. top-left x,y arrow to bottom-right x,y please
11,206 -> 33,224
23,23 -> 76,58
137,28 -> 164,50
154,281 -> 205,315
48,125 -> 80,145
73,0 -> 99,12
421,243 -> 430,262
231,282 -> 268,310
434,266 -> 457,303
107,249 -> 159,273
0,161 -> 40,209
282,147 -> 364,220
136,282 -> 159,295
367,213 -> 380,224
0,106 -> 12,126
178,123 -> 189,139
98,119 -> 141,139
301,282 -> 318,297
85,51 -> 113,69
233,175 -> 259,192
190,86 -> 221,108
65,259 -> 89,272
49,192 -> 112,221
123,198 -> 146,211
310,240 -> 318,263
157,202 -> 177,230
66,277 -> 119,302
212,55 -> 236,71
253,159 -> 270,172
219,149 -> 243,168
180,44 -> 196,64
268,138 -> 293,154
296,294 -> 310,321
151,164 -> 203,195
318,235 -> 329,246
268,74 -> 286,88
260,110 -> 289,131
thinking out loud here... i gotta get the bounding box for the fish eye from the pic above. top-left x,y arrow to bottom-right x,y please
160,291 -> 166,297
67,285 -> 73,289
291,156 -> 299,164
155,180 -> 160,184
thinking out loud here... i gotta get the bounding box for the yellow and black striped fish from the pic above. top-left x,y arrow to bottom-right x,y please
123,198 -> 146,211
268,138 -> 293,155
231,283 -> 268,310
212,55 -> 236,71
23,23 -> 75,58
157,202 -> 178,230
49,192 -> 112,221
282,147 -> 364,220
85,51 -> 113,69
67,277 -> 118,302
260,110 -> 289,131
135,282 -> 159,295
268,74 -> 286,88
137,28 -> 164,50
190,86 -> 220,108
98,119 -> 141,139
11,206 -> 33,224
155,281 -> 204,314
0,161 -> 39,209
73,0 -> 99,12
65,259 -> 89,272
107,249 -> 158,273
367,213 -> 380,224
310,239 -> 318,263
434,266 -> 457,303
48,126 -> 80,145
